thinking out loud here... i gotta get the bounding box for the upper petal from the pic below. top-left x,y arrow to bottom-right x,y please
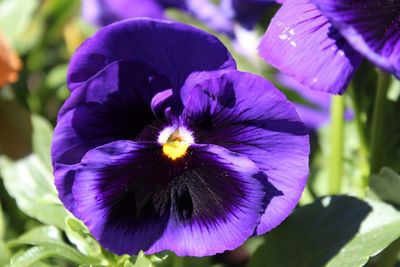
72,140 -> 265,256
258,0 -> 363,94
311,0 -> 400,78
67,18 -> 236,91
52,60 -> 170,213
181,70 -> 310,235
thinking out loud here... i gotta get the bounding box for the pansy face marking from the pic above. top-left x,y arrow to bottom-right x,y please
158,126 -> 194,160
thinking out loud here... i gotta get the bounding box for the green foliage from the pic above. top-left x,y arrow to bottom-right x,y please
0,0 -> 400,266
369,168 -> 400,206
0,0 -> 41,53
0,114 -> 68,229
8,226 -> 101,266
0,241 -> 11,266
134,252 -> 154,267
0,202 -> 4,240
249,196 -> 400,267
65,217 -> 103,258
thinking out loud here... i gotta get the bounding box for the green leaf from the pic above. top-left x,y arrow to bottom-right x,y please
8,226 -> 63,247
65,217 -> 102,257
45,64 -> 68,89
0,0 -> 41,53
369,167 -> 400,206
249,196 -> 400,267
31,114 -> 53,169
0,202 -> 4,240
0,115 -> 68,229
8,226 -> 100,266
0,154 -> 68,229
134,252 -> 153,267
149,252 -> 211,267
9,244 -> 91,267
0,241 -> 11,266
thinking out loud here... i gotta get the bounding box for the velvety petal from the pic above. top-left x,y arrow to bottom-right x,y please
72,141 -> 265,256
151,89 -> 173,118
82,0 -> 164,26
311,0 -> 400,78
181,70 -> 309,235
258,0 -> 363,94
67,19 -> 236,91
52,60 -> 170,213
53,163 -> 79,212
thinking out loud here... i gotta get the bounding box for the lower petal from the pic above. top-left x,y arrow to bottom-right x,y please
72,141 -> 265,256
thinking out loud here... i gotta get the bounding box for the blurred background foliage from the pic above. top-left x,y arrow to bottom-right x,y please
0,0 -> 400,266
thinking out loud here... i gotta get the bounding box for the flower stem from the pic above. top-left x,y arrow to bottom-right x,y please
329,95 -> 345,194
349,85 -> 370,187
370,71 -> 391,175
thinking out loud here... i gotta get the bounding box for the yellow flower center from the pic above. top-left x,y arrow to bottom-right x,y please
162,130 -> 190,160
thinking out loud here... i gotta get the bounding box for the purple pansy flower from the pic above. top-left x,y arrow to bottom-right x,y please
52,19 -> 309,256
259,0 -> 400,94
82,0 -> 234,36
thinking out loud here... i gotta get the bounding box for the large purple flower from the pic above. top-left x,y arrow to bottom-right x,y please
52,19 -> 309,256
259,0 -> 400,94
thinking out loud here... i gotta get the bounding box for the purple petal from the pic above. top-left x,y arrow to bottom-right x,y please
67,19 -> 236,91
258,0 -> 363,94
82,0 -> 164,26
181,70 -> 310,235
311,0 -> 400,78
151,89 -> 173,118
185,0 -> 235,37
72,141 -> 265,256
52,61 -> 170,213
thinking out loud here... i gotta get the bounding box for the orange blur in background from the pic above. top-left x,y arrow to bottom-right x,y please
0,31 -> 22,87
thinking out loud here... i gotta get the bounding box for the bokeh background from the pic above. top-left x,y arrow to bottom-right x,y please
1,0 -> 400,266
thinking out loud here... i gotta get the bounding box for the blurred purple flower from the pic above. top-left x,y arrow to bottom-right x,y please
82,0 -> 284,38
82,0 -> 234,36
220,0 -> 279,30
259,0 -> 400,94
277,72 -> 353,129
52,19 -> 309,256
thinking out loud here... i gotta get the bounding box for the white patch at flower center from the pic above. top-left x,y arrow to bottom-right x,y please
158,126 -> 194,160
